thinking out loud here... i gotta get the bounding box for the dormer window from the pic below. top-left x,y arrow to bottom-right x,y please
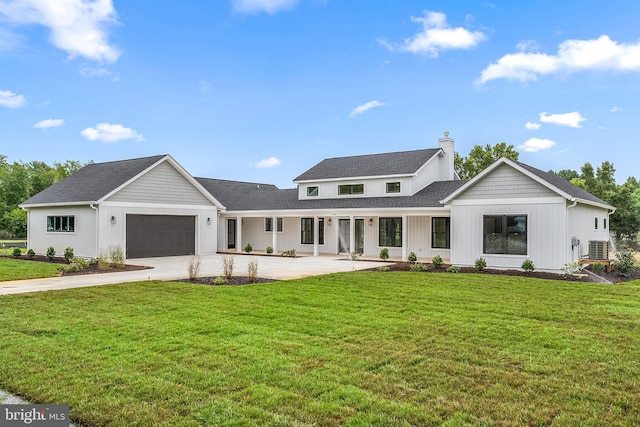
338,184 -> 364,195
307,186 -> 318,197
386,182 -> 401,193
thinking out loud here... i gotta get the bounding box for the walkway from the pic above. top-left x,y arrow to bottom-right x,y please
0,254 -> 388,295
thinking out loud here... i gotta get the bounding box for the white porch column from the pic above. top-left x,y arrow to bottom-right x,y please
349,215 -> 355,255
401,215 -> 408,261
236,216 -> 243,253
272,216 -> 278,254
313,216 -> 319,256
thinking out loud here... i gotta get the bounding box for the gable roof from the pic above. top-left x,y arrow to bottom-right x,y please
21,155 -> 224,208
442,157 -> 613,209
198,177 -> 465,211
293,148 -> 441,182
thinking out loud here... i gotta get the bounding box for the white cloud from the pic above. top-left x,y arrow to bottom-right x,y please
350,100 -> 386,117
252,157 -> 281,168
479,35 -> 640,84
0,0 -> 120,62
80,123 -> 143,143
33,118 -> 64,128
0,90 -> 26,108
539,111 -> 585,128
79,64 -> 112,77
524,122 -> 541,130
610,106 -> 621,112
378,11 -> 486,57
519,138 -> 556,152
232,0 -> 299,14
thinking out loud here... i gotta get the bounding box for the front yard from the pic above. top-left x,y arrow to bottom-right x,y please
0,256 -> 62,281
0,273 -> 639,426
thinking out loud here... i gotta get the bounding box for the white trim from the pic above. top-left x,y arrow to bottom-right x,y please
101,201 -> 218,210
448,197 -> 565,206
294,173 -> 415,184
20,201 -> 95,208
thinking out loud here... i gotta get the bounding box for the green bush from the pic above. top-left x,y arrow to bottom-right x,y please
379,248 -> 389,260
521,259 -> 535,273
615,249 -> 636,277
408,252 -> 417,264
561,262 -> 583,276
266,246 -> 273,254
349,251 -> 359,261
46,246 -> 56,261
12,248 -> 22,258
26,249 -> 35,259
432,255 -> 444,269
592,261 -> 605,275
446,265 -> 460,273
282,249 -> 296,257
376,266 -> 390,272
212,276 -> 227,285
410,263 -> 428,272
64,247 -> 74,263
474,257 -> 487,271
64,257 -> 89,273
244,243 -> 253,253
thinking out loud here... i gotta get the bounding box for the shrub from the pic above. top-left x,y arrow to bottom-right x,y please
379,248 -> 389,260
247,258 -> 258,283
376,266 -> 390,272
221,255 -> 234,280
349,251 -> 359,261
97,256 -> 111,271
410,263 -> 428,272
561,262 -> 583,277
282,249 -> 296,257
408,252 -> 417,264
592,261 -> 605,275
446,265 -> 460,273
64,257 -> 89,273
64,247 -> 74,263
266,246 -> 273,255
109,246 -> 125,268
432,255 -> 444,269
212,276 -> 227,285
615,249 -> 636,277
26,249 -> 35,259
474,257 -> 487,272
12,247 -> 22,258
521,259 -> 535,273
243,243 -> 253,253
46,246 -> 56,261
187,256 -> 201,281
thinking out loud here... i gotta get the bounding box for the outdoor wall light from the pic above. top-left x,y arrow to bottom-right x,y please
207,217 -> 212,225
111,215 -> 116,224
368,218 -> 374,226
327,218 -> 332,226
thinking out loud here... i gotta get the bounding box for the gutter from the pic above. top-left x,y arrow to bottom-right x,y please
567,198 -> 578,263
90,203 -> 99,258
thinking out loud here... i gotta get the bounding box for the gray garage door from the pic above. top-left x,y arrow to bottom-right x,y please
126,214 -> 195,258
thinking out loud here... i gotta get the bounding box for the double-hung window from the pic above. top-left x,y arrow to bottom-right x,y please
301,218 -> 324,244
265,217 -> 283,232
483,215 -> 527,255
432,217 -> 450,249
379,217 -> 402,247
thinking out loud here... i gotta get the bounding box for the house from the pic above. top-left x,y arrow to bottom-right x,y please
20,133 -> 614,271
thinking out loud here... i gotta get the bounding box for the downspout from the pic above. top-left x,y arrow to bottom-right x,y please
567,199 -> 578,263
607,207 -> 617,253
20,206 -> 29,252
90,203 -> 98,258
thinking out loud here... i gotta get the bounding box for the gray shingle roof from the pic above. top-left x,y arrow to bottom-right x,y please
294,148 -> 441,181
515,161 -> 612,207
197,178 -> 466,211
21,155 -> 166,206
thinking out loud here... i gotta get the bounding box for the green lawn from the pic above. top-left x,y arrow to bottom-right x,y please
0,257 -> 62,281
0,273 -> 639,426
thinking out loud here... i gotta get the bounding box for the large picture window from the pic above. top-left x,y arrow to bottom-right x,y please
47,216 -> 75,232
338,184 -> 364,195
301,218 -> 324,245
379,217 -> 402,247
432,217 -> 450,249
483,215 -> 527,255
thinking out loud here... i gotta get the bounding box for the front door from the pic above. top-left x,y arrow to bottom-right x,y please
355,218 -> 365,254
338,219 -> 350,253
227,219 -> 236,249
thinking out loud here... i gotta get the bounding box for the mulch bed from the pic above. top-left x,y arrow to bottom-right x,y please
174,277 -> 278,286
2,255 -> 150,276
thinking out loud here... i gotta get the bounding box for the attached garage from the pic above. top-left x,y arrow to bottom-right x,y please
126,214 -> 196,258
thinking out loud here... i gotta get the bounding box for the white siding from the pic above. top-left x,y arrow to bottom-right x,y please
567,203 -> 612,262
26,206 -> 97,258
456,164 -> 557,200
406,216 -> 451,261
298,177 -> 414,200
107,162 -> 212,205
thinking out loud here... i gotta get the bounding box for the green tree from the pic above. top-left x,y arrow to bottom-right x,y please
548,169 -> 579,181
579,162 -> 597,196
454,142 -> 519,180
595,161 -> 616,201
609,177 -> 640,240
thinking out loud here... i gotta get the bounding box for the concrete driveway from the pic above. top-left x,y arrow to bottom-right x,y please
0,254 -> 388,295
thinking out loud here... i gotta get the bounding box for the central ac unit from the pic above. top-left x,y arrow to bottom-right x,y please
588,241 -> 609,260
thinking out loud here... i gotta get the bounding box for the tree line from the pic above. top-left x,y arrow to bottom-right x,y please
0,156 -> 87,238
455,144 -> 640,245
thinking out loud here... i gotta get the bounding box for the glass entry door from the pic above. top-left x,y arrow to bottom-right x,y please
338,219 -> 350,253
227,219 -> 236,249
354,218 -> 365,254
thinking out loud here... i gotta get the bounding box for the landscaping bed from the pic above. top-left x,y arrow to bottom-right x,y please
1,254 -> 150,276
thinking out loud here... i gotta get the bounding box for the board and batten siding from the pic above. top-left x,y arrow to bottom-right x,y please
26,206 -> 97,258
107,161 -> 212,206
567,203 -> 612,262
455,164 -> 557,200
298,176 -> 414,200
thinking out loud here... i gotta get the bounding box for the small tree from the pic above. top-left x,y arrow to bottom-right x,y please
244,243 -> 253,254
12,247 -> 22,258
46,246 -> 56,261
615,249 -> 636,277
408,252 -> 417,264
64,247 -> 74,263
379,248 -> 389,260
26,249 -> 35,259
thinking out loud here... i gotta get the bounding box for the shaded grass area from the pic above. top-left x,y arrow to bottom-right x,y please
0,273 -> 639,426
0,257 -> 62,281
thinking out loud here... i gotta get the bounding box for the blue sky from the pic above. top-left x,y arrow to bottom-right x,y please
1,0 -> 639,188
